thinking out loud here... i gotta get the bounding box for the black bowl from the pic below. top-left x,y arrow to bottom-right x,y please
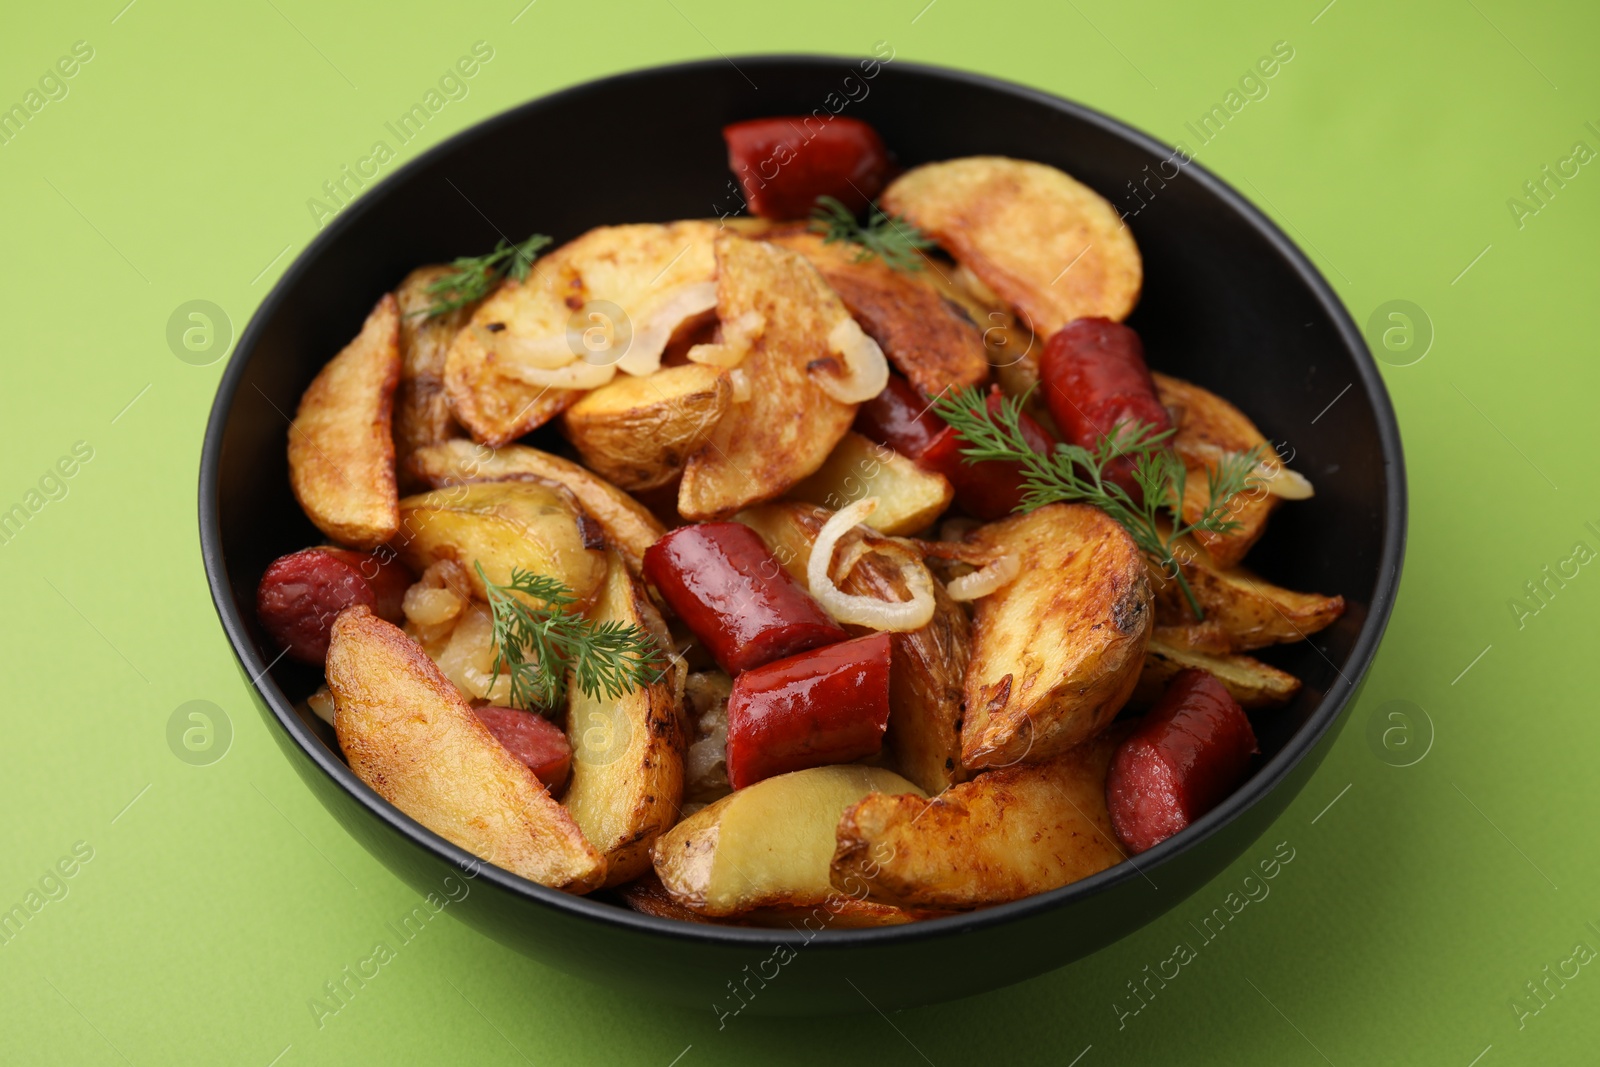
200,55 -> 1404,1015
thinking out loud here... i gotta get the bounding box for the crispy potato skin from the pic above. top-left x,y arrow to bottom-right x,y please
327,606 -> 605,891
1155,372 -> 1280,568
1133,637 -> 1301,710
787,432 -> 954,536
444,222 -> 720,445
563,554 -> 685,885
562,364 -> 732,491
765,228 -> 990,396
393,267 -> 471,486
618,872 -> 947,927
653,765 -> 922,916
404,440 -> 665,576
962,504 -> 1151,768
288,294 -> 402,548
882,157 -> 1142,336
832,726 -> 1129,909
1151,537 -> 1345,652
678,234 -> 858,520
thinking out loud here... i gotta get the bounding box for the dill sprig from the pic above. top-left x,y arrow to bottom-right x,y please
809,195 -> 937,273
476,563 -> 663,712
930,386 -> 1266,620
422,232 -> 553,317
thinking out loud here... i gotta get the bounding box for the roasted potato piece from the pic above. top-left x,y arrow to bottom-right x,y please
444,221 -> 721,445
1133,637 -> 1301,710
327,606 -> 605,891
653,765 -> 923,916
677,234 -> 859,520
393,481 -> 608,607
1155,372 -> 1281,568
832,726 -> 1128,909
287,294 -> 401,548
765,228 -> 990,396
403,440 -> 665,576
787,432 -> 953,536
562,363 -> 732,491
618,872 -> 945,927
881,157 -> 1142,336
962,504 -> 1151,769
736,503 -> 969,794
1152,536 -> 1345,651
393,266 -> 472,485
563,553 -> 684,885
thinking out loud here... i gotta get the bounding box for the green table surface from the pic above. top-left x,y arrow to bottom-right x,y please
3,0 -> 1595,1062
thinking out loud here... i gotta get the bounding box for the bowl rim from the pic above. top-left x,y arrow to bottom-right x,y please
199,53 -> 1407,950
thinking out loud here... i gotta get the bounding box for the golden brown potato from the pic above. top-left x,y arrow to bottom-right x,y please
393,481 -> 608,608
962,504 -> 1151,769
1155,372 -> 1281,569
832,726 -> 1128,909
288,294 -> 401,548
561,363 -> 731,491
1152,535 -> 1345,651
444,221 -> 721,445
403,440 -> 665,576
618,872 -> 946,927
393,266 -> 471,485
653,765 -> 923,917
563,553 -> 684,886
787,432 -> 953,536
733,503 -> 968,794
1133,637 -> 1301,710
881,157 -> 1141,336
764,228 -> 990,396
327,606 -> 605,891
677,234 -> 859,520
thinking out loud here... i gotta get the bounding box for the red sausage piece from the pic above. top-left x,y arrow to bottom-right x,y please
474,705 -> 572,790
725,633 -> 892,789
918,386 -> 1056,521
723,116 -> 892,221
1105,669 -> 1260,854
643,523 -> 847,675
256,547 -> 411,664
1039,317 -> 1171,448
853,375 -> 945,460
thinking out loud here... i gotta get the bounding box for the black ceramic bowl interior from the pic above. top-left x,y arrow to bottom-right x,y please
200,56 -> 1404,1015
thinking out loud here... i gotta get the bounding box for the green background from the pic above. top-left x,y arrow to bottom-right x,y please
2,0 -> 1594,1062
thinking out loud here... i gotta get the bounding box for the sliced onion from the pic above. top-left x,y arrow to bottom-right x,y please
946,554 -> 1020,601
614,281 -> 719,377
814,317 -> 889,404
1183,442 -> 1314,500
808,498 -> 935,631
474,325 -> 580,369
501,358 -> 619,391
688,309 -> 764,368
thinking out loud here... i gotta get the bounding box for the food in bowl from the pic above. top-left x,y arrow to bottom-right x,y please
252,114 -> 1344,924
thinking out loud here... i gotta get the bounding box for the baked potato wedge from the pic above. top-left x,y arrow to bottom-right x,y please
287,293 -> 401,548
677,234 -> 860,520
881,156 -> 1142,336
393,480 -> 608,608
832,726 -> 1128,910
787,432 -> 954,536
563,553 -> 684,885
1152,534 -> 1345,651
403,440 -> 665,576
562,363 -> 731,491
764,228 -> 990,396
733,503 -> 968,794
619,871 -> 945,927
327,606 -> 605,891
653,765 -> 923,917
393,266 -> 471,485
962,504 -> 1151,769
1155,372 -> 1285,569
1133,637 -> 1301,710
444,221 -> 721,445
